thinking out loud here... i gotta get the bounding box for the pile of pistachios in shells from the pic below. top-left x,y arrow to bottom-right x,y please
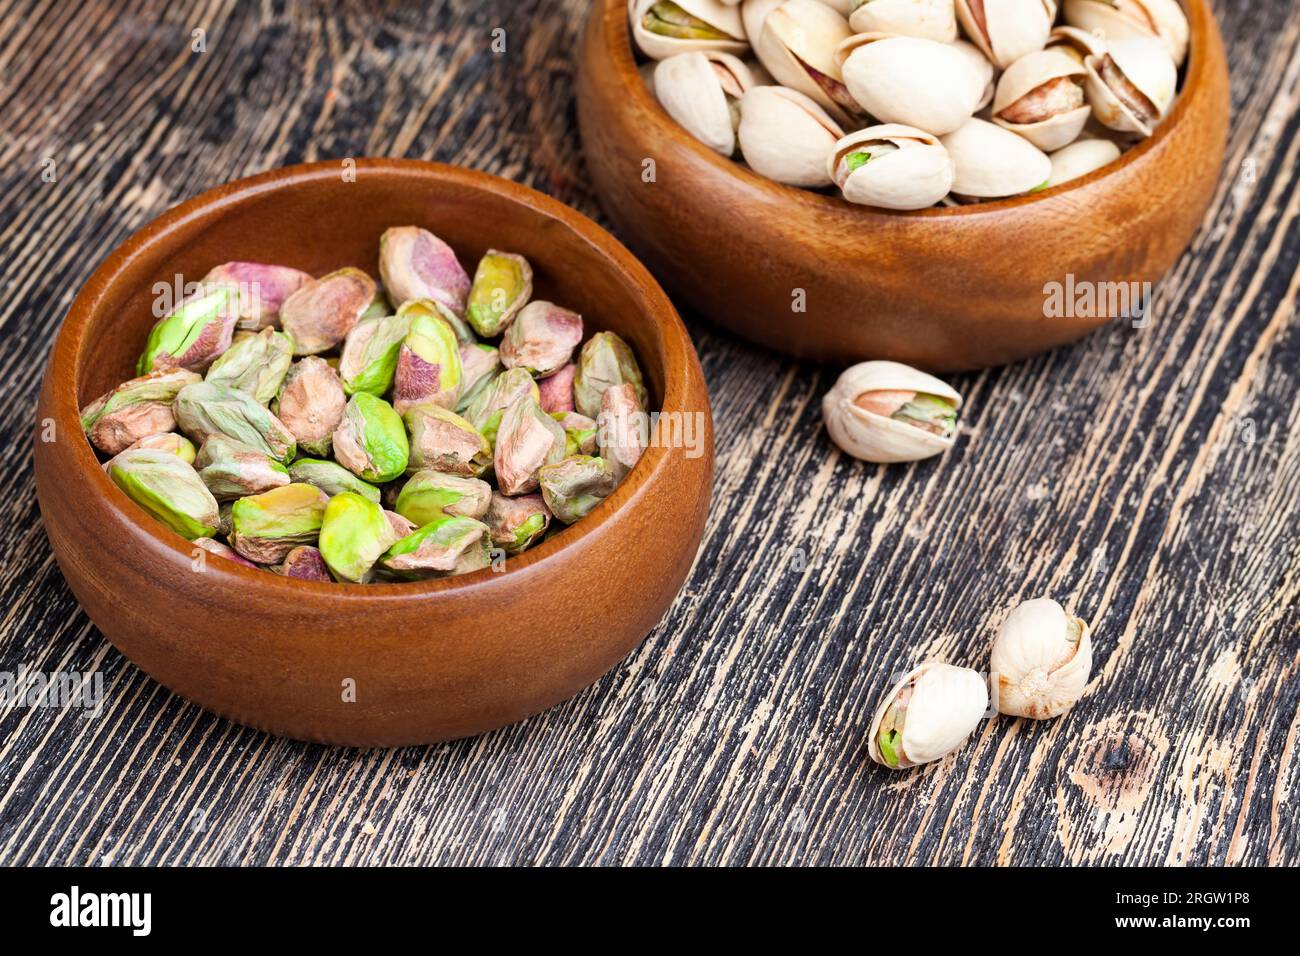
870,597 -> 1093,769
81,228 -> 649,583
632,0 -> 1187,207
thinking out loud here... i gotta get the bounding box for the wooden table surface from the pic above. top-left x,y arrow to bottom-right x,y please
1,0 -> 1296,866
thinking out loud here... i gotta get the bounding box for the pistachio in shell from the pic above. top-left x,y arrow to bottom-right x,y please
629,0 -> 748,61
737,84 -> 845,188
106,448 -> 220,540
869,662 -> 989,770
822,360 -> 962,463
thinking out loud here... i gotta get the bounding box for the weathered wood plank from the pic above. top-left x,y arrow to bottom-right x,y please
0,0 -> 1295,866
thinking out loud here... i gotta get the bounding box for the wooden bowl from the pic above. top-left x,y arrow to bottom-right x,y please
577,0 -> 1230,371
33,159 -> 713,746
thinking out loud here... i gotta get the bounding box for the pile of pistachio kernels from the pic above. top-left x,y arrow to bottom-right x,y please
81,227 -> 649,583
633,0 -> 1188,208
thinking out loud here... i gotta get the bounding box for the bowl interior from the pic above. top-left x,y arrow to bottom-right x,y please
64,161 -> 690,590
615,0 -> 1204,216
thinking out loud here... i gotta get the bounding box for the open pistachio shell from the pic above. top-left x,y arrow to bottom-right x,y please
940,117 -> 1053,199
955,0 -> 1055,70
317,492 -> 400,583
393,300 -> 463,413
378,225 -> 471,316
395,470 -> 493,525
991,597 -> 1093,719
1046,136 -> 1121,185
1084,35 -> 1177,138
500,301 -> 584,379
837,33 -> 984,136
737,85 -> 844,187
741,0 -> 783,44
107,448 -> 220,540
137,283 -> 237,374
629,0 -> 748,60
868,662 -> 989,769
273,356 -> 347,457
993,49 -> 1090,152
654,51 -> 754,156
229,483 -> 329,565
173,381 -> 297,463
1064,0 -> 1187,67
755,0 -> 861,126
822,360 -> 962,463
200,261 -> 313,331
466,250 -> 533,337
338,313 -> 410,396
829,124 -> 954,210
204,327 -> 294,405
332,392 -> 409,483
847,0 -> 957,42
1047,23 -> 1108,63
279,267 -> 376,356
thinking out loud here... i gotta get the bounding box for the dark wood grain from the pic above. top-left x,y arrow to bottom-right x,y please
0,0 -> 1296,866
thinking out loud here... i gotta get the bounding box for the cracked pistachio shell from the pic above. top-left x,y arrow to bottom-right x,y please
122,432 -> 197,463
276,545 -> 332,581
991,597 -> 1093,719
332,392 -> 409,483
378,225 -> 470,316
338,313 -> 410,396
742,0 -> 782,43
1064,0 -> 1186,67
573,331 -> 648,419
1084,36 -> 1177,138
204,327 -> 294,404
847,0 -> 957,42
195,436 -> 291,500
395,469 -> 493,525
279,267 -> 377,355
869,662 -> 989,769
1047,23 -> 1107,63
200,261 -> 313,330
756,0 -> 861,126
485,492 -> 551,555
553,411 -> 599,457
466,250 -> 533,337
538,455 -> 616,524
229,483 -> 329,565
538,362 -> 577,414
318,492 -> 399,583
393,300 -> 463,414
107,448 -> 219,540
822,360 -> 962,463
81,368 -> 201,455
829,125 -> 954,210
940,117 -> 1052,199
629,0 -> 748,60
993,49 -> 1090,152
194,536 -> 260,569
463,367 -> 541,448
955,0 -> 1055,70
173,380 -> 297,463
597,383 -> 647,483
837,33 -> 983,136
1047,136 -> 1122,185
737,85 -> 844,187
288,458 -> 381,503
273,356 -> 347,457
379,514 -> 491,579
138,283 -> 237,374
654,52 -> 753,156
494,397 -> 568,495
405,403 -> 493,477
500,301 -> 584,379
455,343 -> 503,414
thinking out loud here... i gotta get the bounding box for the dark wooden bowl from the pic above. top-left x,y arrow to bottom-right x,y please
577,0 -> 1229,371
33,160 -> 713,746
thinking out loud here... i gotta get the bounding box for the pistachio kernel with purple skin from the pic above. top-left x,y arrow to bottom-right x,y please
229,483 -> 330,565
279,267 -> 377,356
81,367 -> 202,455
317,492 -> 400,584
378,225 -> 471,317
552,411 -> 599,457
204,327 -> 294,405
395,470 -> 493,526
137,283 -> 238,375
494,396 -> 567,496
537,362 -> 577,414
537,455 -> 617,525
277,545 -> 332,581
200,261 -> 313,331
597,382 -> 648,483
462,367 -> 540,451
466,249 -> 533,337
404,404 -> 493,477
392,300 -> 463,414
173,381 -> 297,463
274,357 -> 347,458
107,448 -> 220,540
573,331 -> 648,419
338,313 -> 410,397
332,392 -> 409,483
193,536 -> 261,570
121,431 -> 197,463
194,436 -> 292,501
500,301 -> 584,379
485,492 -> 551,555
379,515 -> 492,579
455,342 -> 502,415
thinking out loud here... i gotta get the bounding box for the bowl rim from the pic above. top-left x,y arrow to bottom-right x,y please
48,158 -> 705,597
608,0 -> 1211,217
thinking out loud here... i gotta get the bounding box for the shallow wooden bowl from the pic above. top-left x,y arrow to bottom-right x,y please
577,0 -> 1229,371
33,159 -> 713,747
